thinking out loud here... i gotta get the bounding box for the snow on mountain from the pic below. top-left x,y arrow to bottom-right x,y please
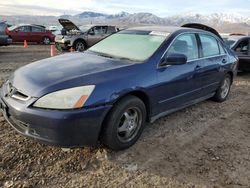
70,11 -> 250,26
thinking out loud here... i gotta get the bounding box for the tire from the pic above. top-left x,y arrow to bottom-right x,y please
42,37 -> 51,45
101,95 -> 147,150
213,74 -> 232,102
73,40 -> 86,52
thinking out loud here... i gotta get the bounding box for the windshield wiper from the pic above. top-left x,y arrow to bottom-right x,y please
88,51 -> 115,59
88,51 -> 134,61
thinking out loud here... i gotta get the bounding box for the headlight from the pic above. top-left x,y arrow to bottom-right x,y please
33,85 -> 95,109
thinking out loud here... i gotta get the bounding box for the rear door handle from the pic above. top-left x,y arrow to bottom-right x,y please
222,59 -> 227,64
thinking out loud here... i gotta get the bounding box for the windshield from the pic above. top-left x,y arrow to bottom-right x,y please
88,30 -> 167,62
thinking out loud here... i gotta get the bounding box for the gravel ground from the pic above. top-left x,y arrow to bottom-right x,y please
0,45 -> 250,188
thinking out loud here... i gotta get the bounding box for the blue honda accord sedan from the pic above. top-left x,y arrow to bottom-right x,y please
0,25 -> 238,150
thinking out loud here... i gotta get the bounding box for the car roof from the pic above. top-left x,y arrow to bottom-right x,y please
17,24 -> 45,28
127,26 -> 185,33
126,26 -> 214,35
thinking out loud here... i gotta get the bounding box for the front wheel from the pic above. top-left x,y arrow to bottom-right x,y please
213,74 -> 232,102
101,96 -> 146,150
73,40 -> 86,52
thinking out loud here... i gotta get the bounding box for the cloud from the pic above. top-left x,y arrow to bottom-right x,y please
0,0 -> 250,16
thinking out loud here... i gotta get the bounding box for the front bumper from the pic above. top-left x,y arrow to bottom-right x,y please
55,38 -> 71,49
0,89 -> 112,148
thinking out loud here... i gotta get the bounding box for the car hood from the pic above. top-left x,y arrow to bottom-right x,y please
10,52 -> 133,97
58,18 -> 80,31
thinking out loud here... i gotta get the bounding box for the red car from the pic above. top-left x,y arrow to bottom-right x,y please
6,24 -> 55,44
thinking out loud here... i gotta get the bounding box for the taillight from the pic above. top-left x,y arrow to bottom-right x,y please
5,27 -> 9,35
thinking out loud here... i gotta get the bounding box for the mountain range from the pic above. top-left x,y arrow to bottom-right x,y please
1,11 -> 250,33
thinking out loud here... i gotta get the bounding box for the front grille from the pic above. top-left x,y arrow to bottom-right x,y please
11,90 -> 30,101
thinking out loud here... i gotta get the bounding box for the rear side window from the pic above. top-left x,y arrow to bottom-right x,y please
199,34 -> 220,57
32,26 -> 45,32
167,33 -> 199,61
107,26 -> 116,34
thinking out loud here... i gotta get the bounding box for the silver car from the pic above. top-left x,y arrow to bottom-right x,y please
55,19 -> 118,51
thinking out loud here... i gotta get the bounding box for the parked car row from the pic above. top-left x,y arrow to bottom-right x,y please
0,23 -> 239,150
6,24 -> 55,44
0,19 -> 119,50
55,19 -> 119,51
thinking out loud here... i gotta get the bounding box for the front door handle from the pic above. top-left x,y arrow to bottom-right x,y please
195,65 -> 202,71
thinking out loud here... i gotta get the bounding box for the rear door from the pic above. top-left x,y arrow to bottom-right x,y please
195,33 -> 227,95
107,26 -> 117,34
87,26 -> 108,47
30,26 -> 45,42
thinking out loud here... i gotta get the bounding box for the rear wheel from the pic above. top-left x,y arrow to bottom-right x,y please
42,37 -> 51,45
213,74 -> 232,102
101,96 -> 146,150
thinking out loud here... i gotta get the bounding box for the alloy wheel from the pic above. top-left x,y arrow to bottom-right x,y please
117,107 -> 142,143
43,37 -> 50,45
75,42 -> 85,52
220,77 -> 231,99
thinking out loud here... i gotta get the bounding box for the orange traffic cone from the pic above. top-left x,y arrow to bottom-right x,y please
51,44 -> 56,57
24,40 -> 28,48
70,47 -> 75,52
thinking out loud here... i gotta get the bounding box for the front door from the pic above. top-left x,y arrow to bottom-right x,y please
155,33 -> 201,114
14,26 -> 31,42
87,26 -> 108,47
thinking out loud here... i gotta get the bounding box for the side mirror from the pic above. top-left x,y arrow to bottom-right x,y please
14,29 -> 19,32
160,53 -> 187,67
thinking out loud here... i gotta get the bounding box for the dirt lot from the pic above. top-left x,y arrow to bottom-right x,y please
0,45 -> 250,188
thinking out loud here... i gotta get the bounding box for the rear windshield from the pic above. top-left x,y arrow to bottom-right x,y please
88,30 -> 167,62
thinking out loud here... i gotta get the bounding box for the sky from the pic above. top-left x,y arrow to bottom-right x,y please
0,0 -> 250,17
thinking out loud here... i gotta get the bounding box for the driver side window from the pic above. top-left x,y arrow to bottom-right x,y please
18,26 -> 30,32
167,33 -> 199,61
92,26 -> 107,35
